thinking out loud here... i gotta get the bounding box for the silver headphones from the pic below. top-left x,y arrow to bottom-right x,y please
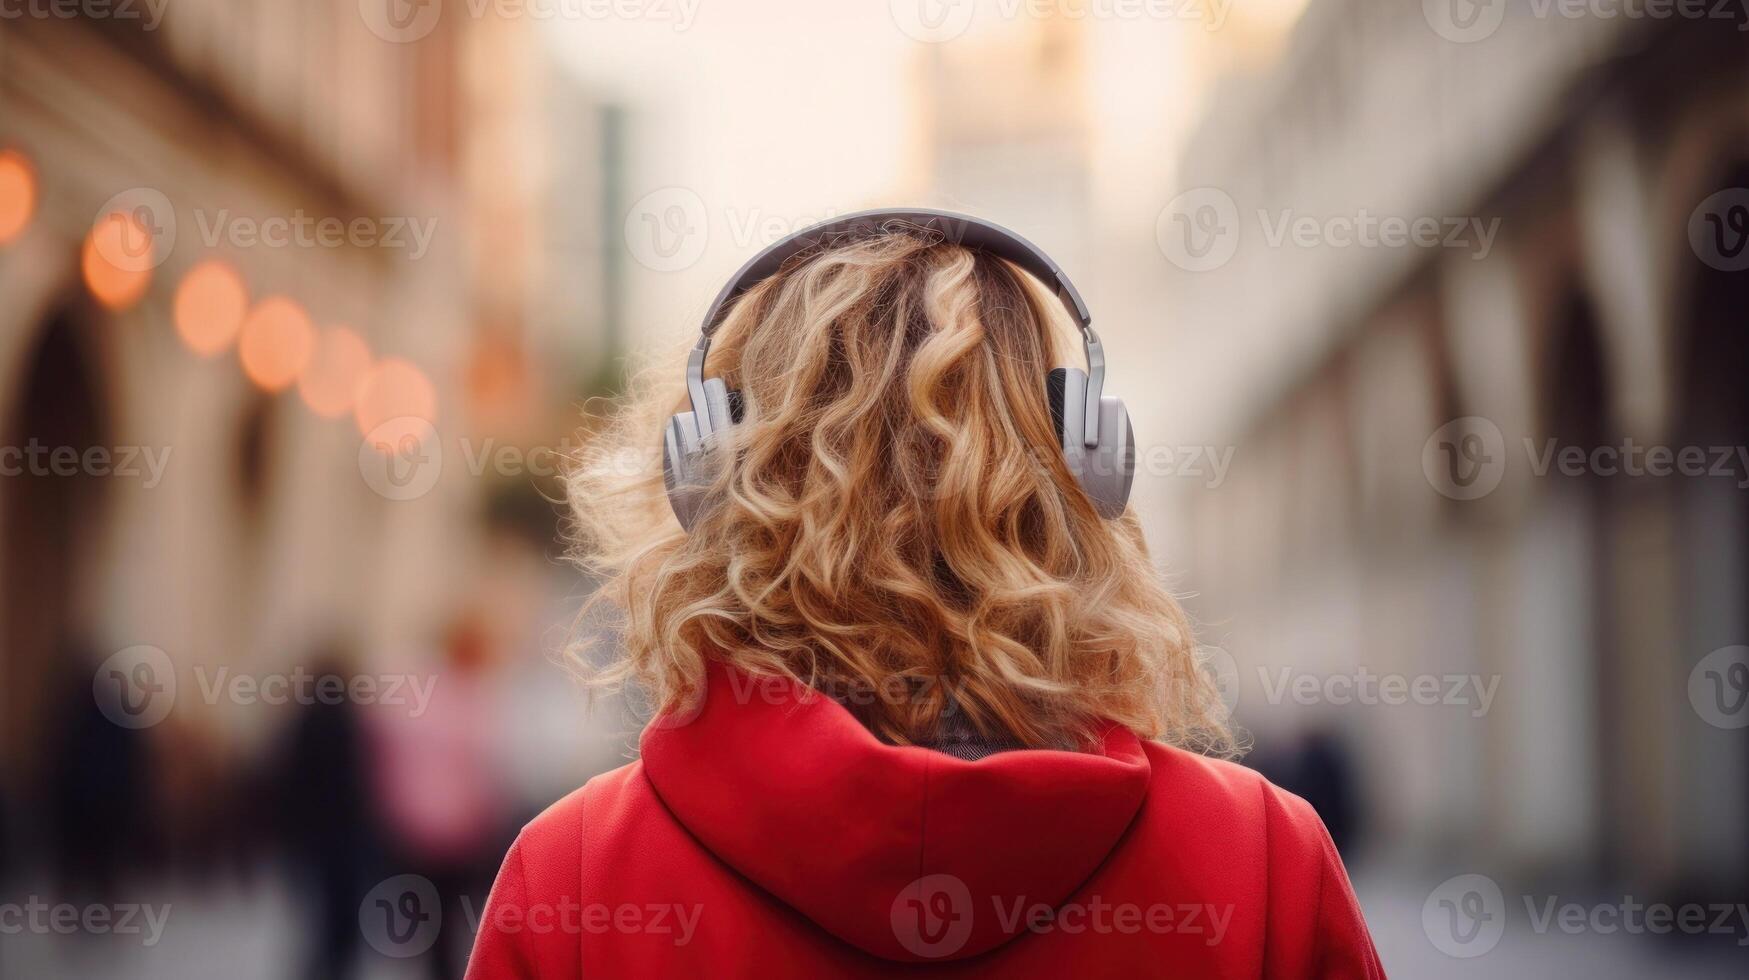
661,208 -> 1135,531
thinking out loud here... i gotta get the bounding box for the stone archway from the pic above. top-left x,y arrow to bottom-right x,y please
1498,284 -> 1615,872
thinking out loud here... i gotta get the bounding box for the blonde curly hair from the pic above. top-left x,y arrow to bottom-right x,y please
567,229 -> 1232,754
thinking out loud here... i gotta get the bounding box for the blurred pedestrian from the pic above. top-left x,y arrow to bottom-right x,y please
274,645 -> 378,980
44,642 -> 156,901
369,613 -> 511,980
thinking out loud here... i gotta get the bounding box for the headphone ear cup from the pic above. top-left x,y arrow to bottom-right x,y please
662,379 -> 743,532
1083,397 -> 1135,518
662,414 -> 708,531
1044,367 -> 1133,518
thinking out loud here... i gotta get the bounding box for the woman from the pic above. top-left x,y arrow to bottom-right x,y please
466,212 -> 1384,978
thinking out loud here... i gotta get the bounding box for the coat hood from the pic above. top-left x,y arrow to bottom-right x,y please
639,662 -> 1152,963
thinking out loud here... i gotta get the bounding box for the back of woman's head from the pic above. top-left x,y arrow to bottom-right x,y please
569,231 -> 1232,753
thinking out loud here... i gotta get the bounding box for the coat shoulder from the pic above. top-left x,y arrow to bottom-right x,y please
465,762 -> 649,979
514,759 -> 646,871
1140,738 -> 1315,822
1139,741 -> 1330,851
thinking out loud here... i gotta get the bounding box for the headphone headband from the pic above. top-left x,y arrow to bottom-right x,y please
699,208 -> 1092,335
685,208 -> 1104,448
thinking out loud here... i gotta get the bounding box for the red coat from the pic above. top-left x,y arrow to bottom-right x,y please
466,664 -> 1384,978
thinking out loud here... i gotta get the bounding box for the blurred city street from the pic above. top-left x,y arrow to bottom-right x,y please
4,0 -> 1749,975
7,867 -> 1749,978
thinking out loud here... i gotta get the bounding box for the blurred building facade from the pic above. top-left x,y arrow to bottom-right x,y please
1169,3 -> 1749,900
0,2 -> 616,875
919,16 -> 1093,274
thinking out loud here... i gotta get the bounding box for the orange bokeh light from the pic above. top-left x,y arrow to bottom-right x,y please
238,296 -> 316,391
299,326 -> 372,419
0,150 -> 35,245
82,212 -> 153,310
355,358 -> 439,446
173,260 -> 249,357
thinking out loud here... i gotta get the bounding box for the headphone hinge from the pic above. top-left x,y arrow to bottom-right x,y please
1081,326 -> 1104,448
